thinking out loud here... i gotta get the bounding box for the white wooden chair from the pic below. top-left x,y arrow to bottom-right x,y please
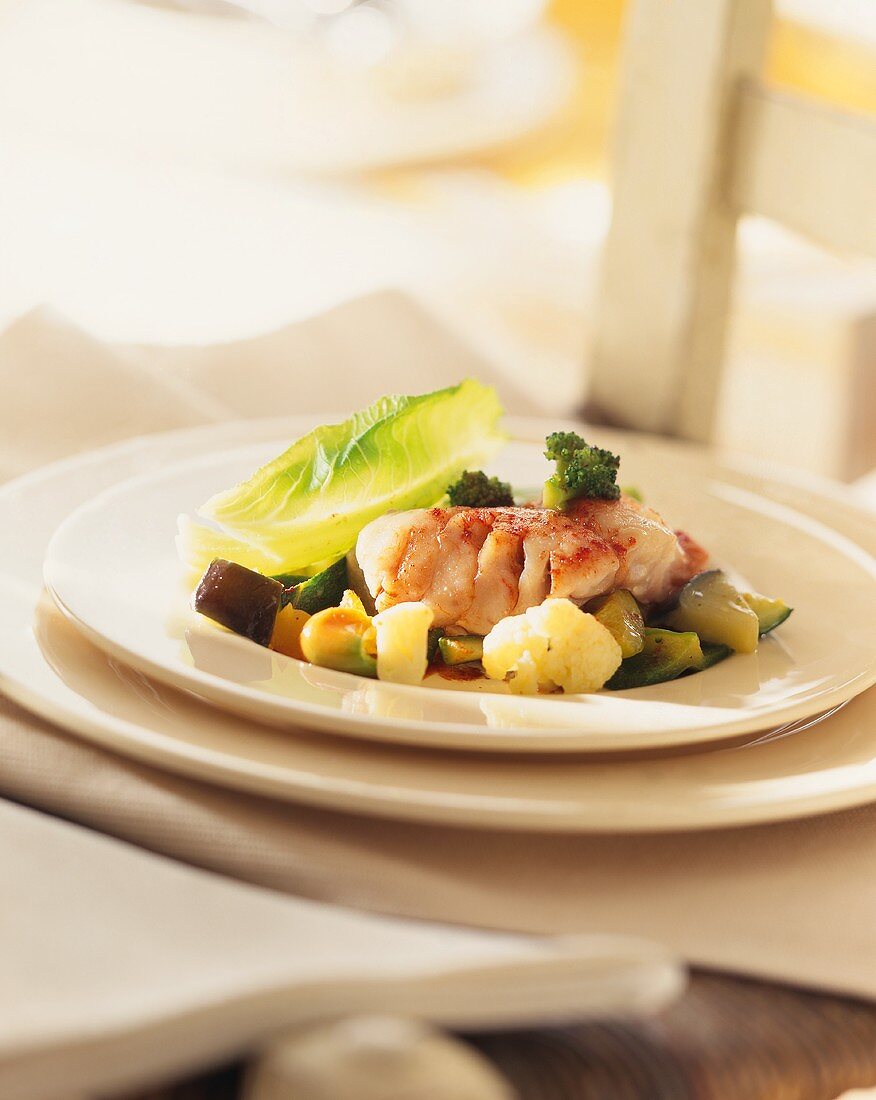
588,0 -> 876,446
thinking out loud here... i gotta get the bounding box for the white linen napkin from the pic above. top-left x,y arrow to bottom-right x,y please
0,797 -> 679,1100
0,293 -> 533,481
1,293 -> 876,1022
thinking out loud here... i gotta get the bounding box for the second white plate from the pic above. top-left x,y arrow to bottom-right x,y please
44,421 -> 876,752
3,419 -> 876,830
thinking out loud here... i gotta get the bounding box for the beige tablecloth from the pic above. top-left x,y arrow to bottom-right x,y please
3,294 -> 876,1099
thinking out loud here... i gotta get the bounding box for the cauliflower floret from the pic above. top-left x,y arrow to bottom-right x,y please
373,601 -> 434,685
483,615 -> 549,694
482,598 -> 622,695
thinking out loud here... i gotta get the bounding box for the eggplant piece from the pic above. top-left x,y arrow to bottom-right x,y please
283,558 -> 349,615
587,589 -> 645,658
193,559 -> 283,646
605,627 -> 705,690
439,635 -> 484,666
662,569 -> 760,654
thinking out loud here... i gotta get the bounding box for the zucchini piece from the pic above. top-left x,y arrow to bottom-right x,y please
701,641 -> 732,669
439,635 -> 484,666
285,558 -> 349,615
193,558 -> 283,646
743,592 -> 793,636
662,570 -> 759,654
427,628 -> 445,664
605,627 -> 704,690
587,590 -> 645,658
270,572 -> 308,589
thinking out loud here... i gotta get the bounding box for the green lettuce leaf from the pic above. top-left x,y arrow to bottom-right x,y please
178,379 -> 505,577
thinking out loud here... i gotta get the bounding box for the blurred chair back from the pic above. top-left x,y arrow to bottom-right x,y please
588,0 -> 876,442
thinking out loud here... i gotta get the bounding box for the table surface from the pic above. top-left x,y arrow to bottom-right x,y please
121,974 -> 876,1100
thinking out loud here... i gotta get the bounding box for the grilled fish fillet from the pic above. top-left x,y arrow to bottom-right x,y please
356,496 -> 708,633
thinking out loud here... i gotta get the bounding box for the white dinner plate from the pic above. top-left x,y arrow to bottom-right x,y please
44,420 -> 876,752
4,419 -> 876,830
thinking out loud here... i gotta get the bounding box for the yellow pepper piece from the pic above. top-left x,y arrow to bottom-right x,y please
300,605 -> 378,678
269,605 -> 310,660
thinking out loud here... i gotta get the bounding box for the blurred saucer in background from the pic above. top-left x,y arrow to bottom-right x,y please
0,0 -> 577,174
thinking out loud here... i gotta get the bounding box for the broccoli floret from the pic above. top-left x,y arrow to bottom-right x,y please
543,431 -> 621,509
446,470 -> 514,508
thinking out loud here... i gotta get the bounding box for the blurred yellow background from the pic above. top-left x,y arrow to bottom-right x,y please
480,0 -> 876,184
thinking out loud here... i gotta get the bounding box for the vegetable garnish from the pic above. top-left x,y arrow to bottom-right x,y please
543,431 -> 621,509
662,570 -> 760,654
587,590 -> 646,659
178,380 -> 505,578
438,634 -> 484,666
301,601 -> 378,679
187,396 -> 793,697
482,599 -> 622,695
279,558 -> 349,616
193,559 -> 284,647
604,628 -> 725,691
446,470 -> 514,508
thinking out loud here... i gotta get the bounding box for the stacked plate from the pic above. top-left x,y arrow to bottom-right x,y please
4,417 -> 876,833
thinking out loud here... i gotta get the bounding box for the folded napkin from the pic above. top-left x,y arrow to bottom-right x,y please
3,295 -> 876,1100
0,293 -> 532,481
1,797 -> 682,1100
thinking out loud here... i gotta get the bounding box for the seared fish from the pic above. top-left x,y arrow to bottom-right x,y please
356,496 -> 708,633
